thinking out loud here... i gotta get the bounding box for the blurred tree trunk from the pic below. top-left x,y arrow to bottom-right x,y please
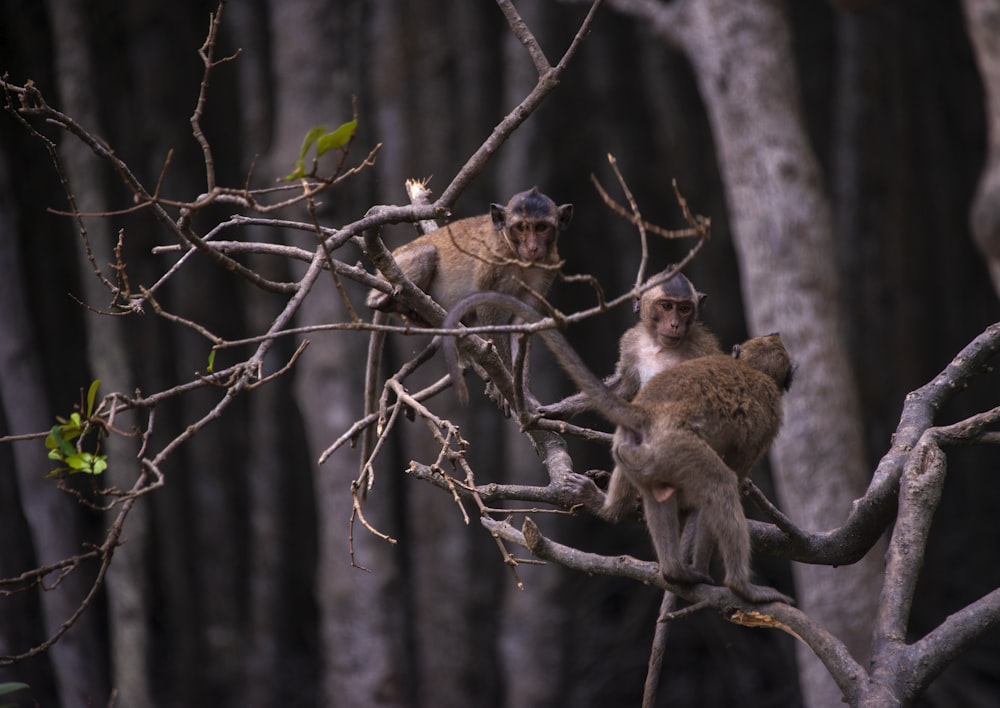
963,0 -> 1000,298
371,2 -> 507,705
224,3 -> 296,706
597,0 -> 886,703
43,1 -> 148,705
266,0 -> 411,704
673,3 -> 883,706
495,4 -> 572,706
0,149 -> 107,708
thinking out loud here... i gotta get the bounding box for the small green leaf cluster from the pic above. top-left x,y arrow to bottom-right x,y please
44,380 -> 108,477
284,119 -> 358,181
0,681 -> 30,708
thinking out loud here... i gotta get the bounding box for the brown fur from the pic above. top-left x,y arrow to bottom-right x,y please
359,189 -> 571,498
442,292 -> 793,604
541,271 -> 720,419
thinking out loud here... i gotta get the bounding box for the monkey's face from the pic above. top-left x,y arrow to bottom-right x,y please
646,296 -> 696,348
506,217 -> 558,262
491,189 -> 572,264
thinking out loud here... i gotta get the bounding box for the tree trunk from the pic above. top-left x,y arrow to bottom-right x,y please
495,5 -> 572,705
266,0 -> 412,704
576,0 -> 899,702
673,2 -> 883,706
43,1 -> 148,705
963,0 -> 1000,298
0,155 -> 109,708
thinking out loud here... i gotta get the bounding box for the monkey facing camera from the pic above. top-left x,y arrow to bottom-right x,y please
442,292 -> 794,605
358,188 -> 573,498
539,268 -> 721,420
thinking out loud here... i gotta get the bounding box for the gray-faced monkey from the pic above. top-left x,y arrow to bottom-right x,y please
441,291 -> 795,604
539,268 -> 720,419
358,188 -> 573,497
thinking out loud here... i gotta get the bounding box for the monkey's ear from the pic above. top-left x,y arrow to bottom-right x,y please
783,362 -> 798,391
731,343 -> 741,359
697,291 -> 708,311
557,204 -> 574,230
633,295 -> 642,313
490,203 -> 506,232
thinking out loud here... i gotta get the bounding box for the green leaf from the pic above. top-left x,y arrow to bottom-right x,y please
0,683 -> 29,696
207,349 -> 216,373
65,454 -> 87,471
297,125 -> 328,161
316,119 -> 358,156
92,456 -> 108,475
46,425 -> 77,458
86,379 -> 100,417
69,412 -> 81,428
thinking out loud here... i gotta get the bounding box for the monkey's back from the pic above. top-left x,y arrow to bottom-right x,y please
394,214 -> 554,311
634,354 -> 784,475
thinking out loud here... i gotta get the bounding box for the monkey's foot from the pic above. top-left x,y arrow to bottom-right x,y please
483,381 -> 512,418
730,582 -> 795,605
534,403 -> 569,420
662,565 -> 714,586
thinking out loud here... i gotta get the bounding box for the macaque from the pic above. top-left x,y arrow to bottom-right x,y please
442,292 -> 794,604
367,186 -> 572,320
539,268 -> 720,419
358,188 -> 573,497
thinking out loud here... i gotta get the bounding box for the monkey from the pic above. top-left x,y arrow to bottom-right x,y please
358,188 -> 573,497
441,292 -> 795,604
538,268 -> 721,420
537,269 -> 721,538
366,186 -> 573,328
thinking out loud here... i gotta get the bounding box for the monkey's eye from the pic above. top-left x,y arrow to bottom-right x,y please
511,223 -> 532,238
678,304 -> 693,316
659,301 -> 674,312
535,223 -> 552,234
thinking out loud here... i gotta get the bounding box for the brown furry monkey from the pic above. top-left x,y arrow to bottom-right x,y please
539,268 -> 720,419
442,292 -> 794,604
358,188 -> 573,497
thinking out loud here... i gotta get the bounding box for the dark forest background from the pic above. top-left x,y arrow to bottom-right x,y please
1,0 -> 1000,707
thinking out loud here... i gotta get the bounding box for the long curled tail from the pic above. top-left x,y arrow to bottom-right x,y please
357,311 -> 388,502
441,291 -> 643,431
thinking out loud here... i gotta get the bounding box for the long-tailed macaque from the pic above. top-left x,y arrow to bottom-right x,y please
358,188 -> 573,497
366,186 -> 573,330
539,268 -> 720,419
441,292 -> 794,604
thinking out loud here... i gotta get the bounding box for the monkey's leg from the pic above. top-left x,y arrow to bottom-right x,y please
640,491 -> 713,586
600,466 -> 643,522
680,509 -> 711,570
685,465 -> 793,605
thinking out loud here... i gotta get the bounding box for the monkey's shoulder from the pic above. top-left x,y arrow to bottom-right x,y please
403,214 -> 494,256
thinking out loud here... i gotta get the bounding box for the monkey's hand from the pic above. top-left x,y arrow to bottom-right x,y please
583,468 -> 611,489
555,472 -> 607,516
483,380 -> 513,418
